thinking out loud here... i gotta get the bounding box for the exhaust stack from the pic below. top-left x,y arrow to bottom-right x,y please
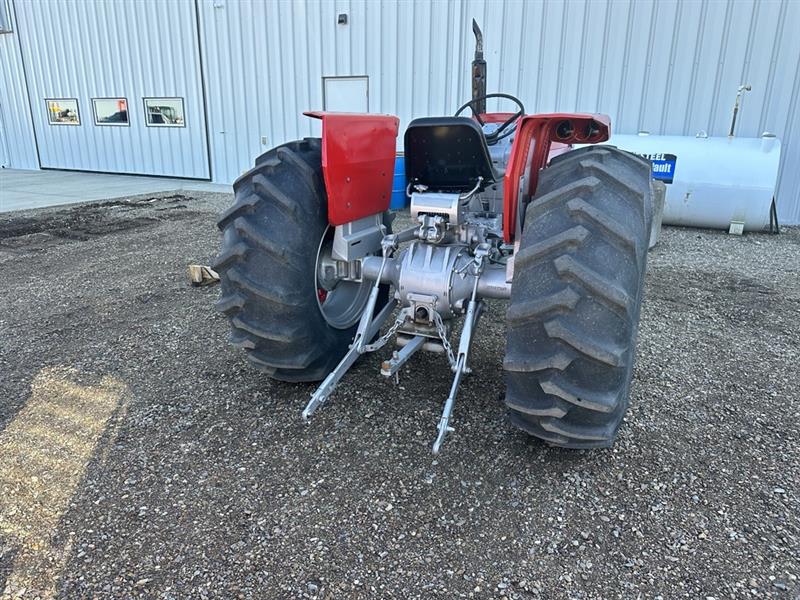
471,19 -> 486,115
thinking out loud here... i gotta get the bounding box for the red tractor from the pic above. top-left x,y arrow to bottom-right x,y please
215,21 -> 653,453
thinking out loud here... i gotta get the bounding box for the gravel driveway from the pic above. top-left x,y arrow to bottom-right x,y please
0,192 -> 798,599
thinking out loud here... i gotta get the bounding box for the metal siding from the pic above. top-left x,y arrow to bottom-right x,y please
0,1 -> 38,170
769,0 -> 800,225
13,0 -> 209,179
204,0 -> 800,223
0,113 -> 7,167
3,0 -> 797,222
198,0 -> 462,183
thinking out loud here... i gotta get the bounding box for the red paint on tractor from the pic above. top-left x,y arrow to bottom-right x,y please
305,112 -> 400,226
502,113 -> 610,243
478,112 -> 518,124
479,112 -> 571,159
547,141 -> 572,161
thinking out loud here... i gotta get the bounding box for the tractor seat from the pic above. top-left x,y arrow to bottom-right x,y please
404,116 -> 499,193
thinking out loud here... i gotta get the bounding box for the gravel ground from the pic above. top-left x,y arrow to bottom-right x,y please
0,192 -> 798,599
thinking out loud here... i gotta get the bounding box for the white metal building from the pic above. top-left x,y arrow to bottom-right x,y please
1,0 -> 799,223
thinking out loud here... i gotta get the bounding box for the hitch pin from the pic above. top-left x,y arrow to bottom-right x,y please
381,335 -> 426,380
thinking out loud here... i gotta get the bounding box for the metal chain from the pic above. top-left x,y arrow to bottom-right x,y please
433,311 -> 456,368
364,310 -> 408,353
364,307 -> 455,369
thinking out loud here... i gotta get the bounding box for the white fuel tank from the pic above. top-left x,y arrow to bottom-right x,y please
598,133 -> 781,231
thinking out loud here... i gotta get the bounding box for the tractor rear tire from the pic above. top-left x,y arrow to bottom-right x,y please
213,138 -> 382,382
503,146 -> 653,448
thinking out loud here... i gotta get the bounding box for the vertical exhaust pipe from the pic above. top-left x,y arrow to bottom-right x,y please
471,19 -> 486,115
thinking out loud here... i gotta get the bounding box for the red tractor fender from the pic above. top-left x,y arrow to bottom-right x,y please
304,112 -> 399,226
502,113 -> 610,243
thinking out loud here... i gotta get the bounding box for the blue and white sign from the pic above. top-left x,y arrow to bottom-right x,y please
637,153 -> 677,184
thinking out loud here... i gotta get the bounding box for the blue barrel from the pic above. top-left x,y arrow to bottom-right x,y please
389,155 -> 408,210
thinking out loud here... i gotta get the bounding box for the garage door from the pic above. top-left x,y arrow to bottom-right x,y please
14,0 -> 210,179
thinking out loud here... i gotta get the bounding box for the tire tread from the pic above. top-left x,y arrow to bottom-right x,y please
504,146 -> 652,448
214,138 -> 365,382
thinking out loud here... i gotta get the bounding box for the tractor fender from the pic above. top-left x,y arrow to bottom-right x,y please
502,113 -> 611,243
304,111 -> 399,226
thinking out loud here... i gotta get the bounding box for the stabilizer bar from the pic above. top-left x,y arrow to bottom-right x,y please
302,252 -> 395,421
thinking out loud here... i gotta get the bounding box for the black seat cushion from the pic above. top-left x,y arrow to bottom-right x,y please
404,117 -> 497,192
